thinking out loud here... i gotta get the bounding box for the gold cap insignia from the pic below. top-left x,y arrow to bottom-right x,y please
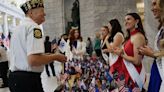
20,0 -> 44,14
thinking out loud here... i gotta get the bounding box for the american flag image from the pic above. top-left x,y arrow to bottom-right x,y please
132,87 -> 140,92
1,33 -> 10,50
119,86 -> 129,92
115,78 -> 125,88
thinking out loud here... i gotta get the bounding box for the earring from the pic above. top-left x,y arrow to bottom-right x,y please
135,23 -> 138,28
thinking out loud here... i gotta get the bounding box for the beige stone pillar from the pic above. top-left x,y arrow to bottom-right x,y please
43,0 -> 65,40
79,0 -> 137,41
3,13 -> 8,37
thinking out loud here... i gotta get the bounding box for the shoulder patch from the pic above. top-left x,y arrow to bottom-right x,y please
33,28 -> 42,39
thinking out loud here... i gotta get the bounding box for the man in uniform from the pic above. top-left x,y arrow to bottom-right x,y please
8,0 -> 67,92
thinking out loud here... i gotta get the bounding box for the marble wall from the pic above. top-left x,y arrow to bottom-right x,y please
43,0 -> 65,40
43,0 -> 137,41
80,0 -> 137,41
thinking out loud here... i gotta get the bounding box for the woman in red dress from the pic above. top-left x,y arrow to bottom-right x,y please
110,13 -> 147,91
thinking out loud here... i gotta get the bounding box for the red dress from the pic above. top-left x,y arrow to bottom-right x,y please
110,30 -> 143,89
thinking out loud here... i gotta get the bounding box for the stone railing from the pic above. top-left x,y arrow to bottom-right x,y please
0,0 -> 24,19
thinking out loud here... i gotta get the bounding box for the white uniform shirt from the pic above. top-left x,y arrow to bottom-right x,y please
9,17 -> 44,73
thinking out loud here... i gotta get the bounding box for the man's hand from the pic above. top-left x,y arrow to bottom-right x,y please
55,54 -> 67,63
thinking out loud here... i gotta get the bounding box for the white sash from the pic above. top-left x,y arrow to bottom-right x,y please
156,57 -> 164,79
101,39 -> 109,64
101,50 -> 109,63
154,27 -> 164,91
156,57 -> 164,92
109,53 -> 119,66
123,59 -> 145,90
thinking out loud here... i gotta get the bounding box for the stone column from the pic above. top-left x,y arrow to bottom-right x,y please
3,13 -> 8,37
43,0 -> 65,40
79,0 -> 137,41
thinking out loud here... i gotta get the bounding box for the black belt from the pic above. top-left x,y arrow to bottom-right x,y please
9,70 -> 41,77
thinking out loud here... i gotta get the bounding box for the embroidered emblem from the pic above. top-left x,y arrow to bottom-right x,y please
34,28 -> 42,39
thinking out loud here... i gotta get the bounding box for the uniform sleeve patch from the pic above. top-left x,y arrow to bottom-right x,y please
33,28 -> 42,39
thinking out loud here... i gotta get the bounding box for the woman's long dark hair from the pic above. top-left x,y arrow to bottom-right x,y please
69,29 -> 81,50
108,19 -> 124,43
125,13 -> 147,42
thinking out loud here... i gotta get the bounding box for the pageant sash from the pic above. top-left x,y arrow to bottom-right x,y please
156,57 -> 164,92
123,59 -> 145,91
101,51 -> 109,63
101,39 -> 109,63
156,57 -> 164,81
109,53 -> 118,66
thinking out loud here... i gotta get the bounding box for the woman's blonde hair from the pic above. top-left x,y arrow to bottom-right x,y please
159,0 -> 164,25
